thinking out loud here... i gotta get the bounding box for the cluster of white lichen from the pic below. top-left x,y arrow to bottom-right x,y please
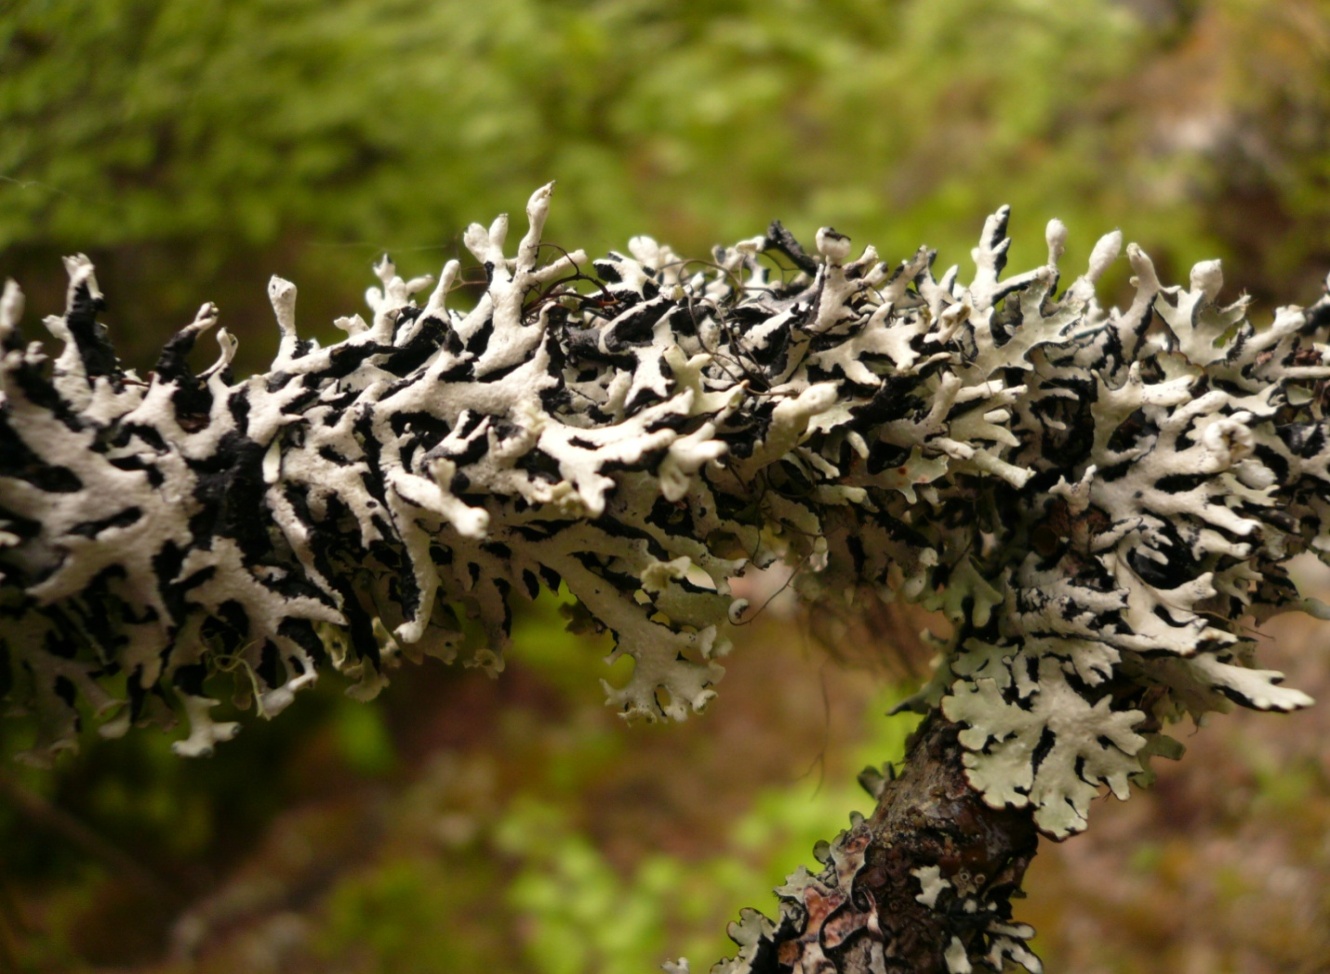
2,186 -> 1327,851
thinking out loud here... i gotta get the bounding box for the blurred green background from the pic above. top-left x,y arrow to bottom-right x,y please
2,0 -> 1330,971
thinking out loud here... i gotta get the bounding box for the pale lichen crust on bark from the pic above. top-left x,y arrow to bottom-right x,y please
3,185 -> 1329,857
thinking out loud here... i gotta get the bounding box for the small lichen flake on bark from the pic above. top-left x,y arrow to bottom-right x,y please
4,184 -> 1330,973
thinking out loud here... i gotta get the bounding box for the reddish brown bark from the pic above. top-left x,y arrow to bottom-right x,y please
713,714 -> 1041,973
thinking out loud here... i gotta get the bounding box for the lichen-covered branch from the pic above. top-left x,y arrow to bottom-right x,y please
4,186 -> 1329,972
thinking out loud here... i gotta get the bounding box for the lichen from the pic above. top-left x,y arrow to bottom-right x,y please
2,188 -> 1327,868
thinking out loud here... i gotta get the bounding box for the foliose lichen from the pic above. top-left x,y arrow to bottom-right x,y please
2,186 -> 1327,849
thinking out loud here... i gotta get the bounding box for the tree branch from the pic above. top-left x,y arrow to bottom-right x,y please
679,715 -> 1040,974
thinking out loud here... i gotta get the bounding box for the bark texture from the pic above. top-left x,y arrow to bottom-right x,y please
699,715 -> 1041,974
863,717 -> 1039,971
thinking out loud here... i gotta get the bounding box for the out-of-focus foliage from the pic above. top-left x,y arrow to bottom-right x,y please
0,592 -> 910,973
2,0 -> 1329,971
4,0 -> 1329,368
492,704 -> 916,974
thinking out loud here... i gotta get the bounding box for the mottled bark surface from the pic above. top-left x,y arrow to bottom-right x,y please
709,715 -> 1041,974
860,716 -> 1040,972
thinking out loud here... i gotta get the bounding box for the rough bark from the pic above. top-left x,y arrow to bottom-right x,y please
863,717 -> 1039,972
689,715 -> 1040,974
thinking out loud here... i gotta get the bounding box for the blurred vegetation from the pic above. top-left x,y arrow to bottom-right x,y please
2,0 -> 1330,971
4,0 -> 1330,368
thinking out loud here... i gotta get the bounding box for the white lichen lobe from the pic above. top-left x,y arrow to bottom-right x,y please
912,864 -> 950,908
